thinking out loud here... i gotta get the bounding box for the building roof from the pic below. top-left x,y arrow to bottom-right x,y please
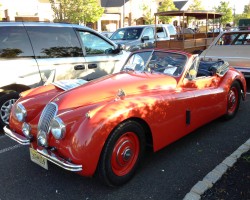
155,10 -> 223,19
101,0 -> 129,7
173,1 -> 188,10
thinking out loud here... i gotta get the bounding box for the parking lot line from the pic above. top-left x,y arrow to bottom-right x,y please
0,144 -> 22,155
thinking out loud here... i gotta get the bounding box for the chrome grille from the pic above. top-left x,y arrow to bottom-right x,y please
38,102 -> 58,134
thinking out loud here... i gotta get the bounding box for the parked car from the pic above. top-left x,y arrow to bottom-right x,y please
154,24 -> 177,40
100,31 -> 113,38
4,48 -> 246,186
109,24 -> 176,51
200,30 -> 250,77
0,22 -> 129,129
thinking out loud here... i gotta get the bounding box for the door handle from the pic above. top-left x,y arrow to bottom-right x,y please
88,64 -> 97,69
74,65 -> 85,70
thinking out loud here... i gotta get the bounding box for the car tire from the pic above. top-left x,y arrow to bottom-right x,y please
224,81 -> 241,120
97,120 -> 145,186
0,92 -> 19,129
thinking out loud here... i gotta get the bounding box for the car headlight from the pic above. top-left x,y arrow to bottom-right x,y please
22,122 -> 32,139
15,103 -> 27,122
50,117 -> 66,140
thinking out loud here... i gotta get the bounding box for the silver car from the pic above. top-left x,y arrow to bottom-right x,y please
0,22 -> 129,129
109,24 -> 176,52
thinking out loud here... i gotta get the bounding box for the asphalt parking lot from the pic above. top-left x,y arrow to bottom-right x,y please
0,80 -> 249,200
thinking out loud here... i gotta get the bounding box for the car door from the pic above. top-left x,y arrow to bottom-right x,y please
26,24 -> 87,83
0,24 -> 42,88
76,29 -> 127,81
140,27 -> 155,49
182,58 -> 226,128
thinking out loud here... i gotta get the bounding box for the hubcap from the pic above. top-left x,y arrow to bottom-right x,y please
111,132 -> 140,176
0,99 -> 17,125
123,148 -> 132,161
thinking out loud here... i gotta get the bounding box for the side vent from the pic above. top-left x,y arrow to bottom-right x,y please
186,110 -> 191,125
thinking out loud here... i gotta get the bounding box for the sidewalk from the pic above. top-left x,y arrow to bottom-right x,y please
183,138 -> 250,200
201,149 -> 250,199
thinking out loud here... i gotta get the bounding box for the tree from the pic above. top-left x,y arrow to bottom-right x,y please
188,0 -> 204,11
157,0 -> 178,24
242,3 -> 250,18
142,4 -> 154,24
49,0 -> 104,25
214,1 -> 233,26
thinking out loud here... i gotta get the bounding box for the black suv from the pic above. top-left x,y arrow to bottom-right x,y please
0,22 -> 128,129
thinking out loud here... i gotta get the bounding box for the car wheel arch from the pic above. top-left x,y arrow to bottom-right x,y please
234,78 -> 246,100
82,117 -> 153,177
96,119 -> 148,186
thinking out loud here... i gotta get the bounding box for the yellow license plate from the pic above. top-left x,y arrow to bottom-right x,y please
29,148 -> 48,170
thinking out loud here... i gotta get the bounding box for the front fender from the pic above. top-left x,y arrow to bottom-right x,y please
53,96 -> 159,176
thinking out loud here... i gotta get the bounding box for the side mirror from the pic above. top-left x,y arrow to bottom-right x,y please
117,43 -> 124,50
188,69 -> 197,80
141,36 -> 149,42
110,44 -> 123,54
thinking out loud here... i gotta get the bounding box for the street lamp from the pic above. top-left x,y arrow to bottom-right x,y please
123,0 -> 125,27
233,5 -> 236,27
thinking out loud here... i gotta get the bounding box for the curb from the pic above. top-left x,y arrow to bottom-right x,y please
183,138 -> 250,200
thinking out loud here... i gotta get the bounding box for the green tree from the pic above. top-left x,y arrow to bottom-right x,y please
142,4 -> 154,24
242,3 -> 250,17
49,0 -> 104,25
234,14 -> 244,26
188,0 -> 204,11
157,0 -> 178,23
214,1 -> 233,26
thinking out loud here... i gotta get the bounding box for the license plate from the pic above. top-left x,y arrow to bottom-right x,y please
29,148 -> 48,170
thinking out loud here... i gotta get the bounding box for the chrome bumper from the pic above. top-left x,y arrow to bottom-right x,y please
4,126 -> 82,172
4,126 -> 30,145
37,148 -> 83,172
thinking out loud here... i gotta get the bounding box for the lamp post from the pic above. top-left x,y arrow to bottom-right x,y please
233,5 -> 236,27
123,0 -> 125,27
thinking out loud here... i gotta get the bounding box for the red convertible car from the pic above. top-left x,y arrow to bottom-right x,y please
4,49 -> 246,186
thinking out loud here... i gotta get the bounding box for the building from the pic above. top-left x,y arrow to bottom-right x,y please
99,0 -> 192,32
0,0 -> 193,31
0,0 -> 53,22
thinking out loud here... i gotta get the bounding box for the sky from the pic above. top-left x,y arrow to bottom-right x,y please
201,0 -> 250,14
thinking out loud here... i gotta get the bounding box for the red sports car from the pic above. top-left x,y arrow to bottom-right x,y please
4,49 -> 246,186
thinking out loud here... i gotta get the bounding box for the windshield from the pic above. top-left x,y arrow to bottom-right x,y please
110,27 -> 143,40
123,50 -> 187,76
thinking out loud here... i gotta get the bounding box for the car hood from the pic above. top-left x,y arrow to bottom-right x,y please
52,72 -> 177,110
113,40 -> 137,46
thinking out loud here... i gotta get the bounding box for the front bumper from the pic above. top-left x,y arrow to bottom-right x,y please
37,147 -> 82,172
4,126 -> 30,145
4,125 -> 82,172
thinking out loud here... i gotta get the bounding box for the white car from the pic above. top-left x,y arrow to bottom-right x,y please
200,30 -> 250,77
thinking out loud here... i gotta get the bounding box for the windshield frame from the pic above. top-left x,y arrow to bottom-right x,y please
122,50 -> 188,77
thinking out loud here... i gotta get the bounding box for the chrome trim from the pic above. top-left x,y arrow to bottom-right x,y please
37,147 -> 82,172
4,126 -> 30,145
38,102 -> 58,135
